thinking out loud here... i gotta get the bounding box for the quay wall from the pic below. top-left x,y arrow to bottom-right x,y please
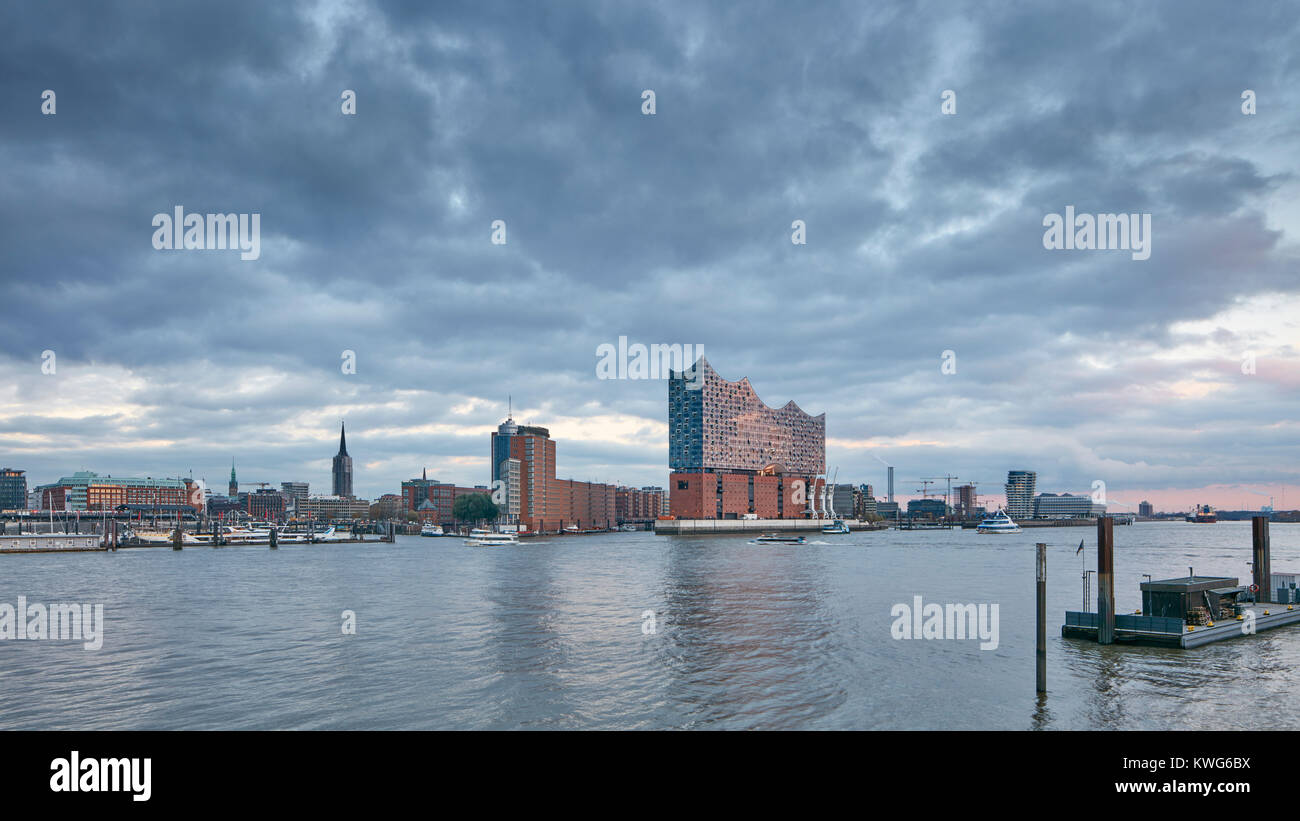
655,519 -> 877,535
0,535 -> 104,554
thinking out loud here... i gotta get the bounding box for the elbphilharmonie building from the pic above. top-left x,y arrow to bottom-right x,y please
668,357 -> 826,519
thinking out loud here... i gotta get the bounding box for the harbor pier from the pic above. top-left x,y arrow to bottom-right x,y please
655,518 -> 883,535
1062,515 -> 1300,649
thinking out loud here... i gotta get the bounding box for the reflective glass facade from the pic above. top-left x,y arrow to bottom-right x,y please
669,357 -> 824,474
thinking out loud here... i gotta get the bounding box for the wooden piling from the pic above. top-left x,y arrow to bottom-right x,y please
1253,516 -> 1271,600
1036,543 -> 1047,691
1097,517 -> 1115,644
269,527 -> 278,549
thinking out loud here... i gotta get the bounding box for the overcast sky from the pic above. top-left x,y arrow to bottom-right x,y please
1,1 -> 1297,512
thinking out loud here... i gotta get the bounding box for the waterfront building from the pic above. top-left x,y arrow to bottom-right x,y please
208,496 -> 245,518
875,500 -> 900,519
281,482 -> 309,508
491,416 -> 554,526
401,469 -> 491,524
907,498 -> 948,519
1034,492 -> 1106,519
668,357 -> 826,519
490,416 -> 617,530
1005,470 -> 1037,520
371,494 -> 403,520
36,471 -> 199,512
616,486 -> 667,521
332,423 -> 354,498
245,489 -> 289,521
954,484 -> 977,519
299,494 -> 370,521
1139,500 -> 1154,517
832,484 -> 855,517
0,468 -> 27,512
641,486 -> 669,517
853,486 -> 877,519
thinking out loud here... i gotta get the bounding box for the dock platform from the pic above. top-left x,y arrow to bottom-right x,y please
1062,604 -> 1300,648
654,518 -> 884,535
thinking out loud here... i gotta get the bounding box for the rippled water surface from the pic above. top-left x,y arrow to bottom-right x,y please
2,521 -> 1297,730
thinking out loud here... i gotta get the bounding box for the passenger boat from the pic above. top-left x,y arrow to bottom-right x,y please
976,510 -> 1021,534
420,523 -> 444,537
821,519 -> 850,534
754,533 -> 807,544
465,528 -> 519,547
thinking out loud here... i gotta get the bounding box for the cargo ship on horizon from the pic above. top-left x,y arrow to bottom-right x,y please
1186,504 -> 1218,523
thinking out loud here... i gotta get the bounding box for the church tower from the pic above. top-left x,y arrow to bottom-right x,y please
332,422 -> 354,498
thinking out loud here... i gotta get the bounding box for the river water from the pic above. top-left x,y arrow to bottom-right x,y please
1,521 -> 1295,730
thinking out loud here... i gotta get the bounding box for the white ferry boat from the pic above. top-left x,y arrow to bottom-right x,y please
755,533 -> 807,544
976,510 -> 1021,534
465,528 -> 519,547
821,520 -> 850,534
420,523 -> 444,537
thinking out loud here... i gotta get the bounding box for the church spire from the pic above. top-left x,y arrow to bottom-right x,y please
338,421 -> 348,456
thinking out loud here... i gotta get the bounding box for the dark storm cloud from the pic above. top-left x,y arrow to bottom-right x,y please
0,0 -> 1297,504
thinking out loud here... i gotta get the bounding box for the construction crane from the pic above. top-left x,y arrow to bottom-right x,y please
920,475 -> 960,516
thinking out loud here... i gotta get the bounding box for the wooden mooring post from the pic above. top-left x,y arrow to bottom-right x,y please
269,527 -> 278,549
1252,516 -> 1271,601
1036,542 -> 1047,692
1097,517 -> 1115,644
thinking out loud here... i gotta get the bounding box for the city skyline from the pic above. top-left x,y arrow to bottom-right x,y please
1,3 -> 1297,515
3,409 -> 1294,514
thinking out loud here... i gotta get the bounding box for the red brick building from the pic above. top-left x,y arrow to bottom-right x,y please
668,357 -> 827,519
490,417 -> 619,532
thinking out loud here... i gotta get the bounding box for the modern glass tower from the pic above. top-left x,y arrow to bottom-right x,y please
1005,470 -> 1037,520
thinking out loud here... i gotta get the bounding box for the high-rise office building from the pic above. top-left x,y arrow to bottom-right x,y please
668,357 -> 826,519
1005,470 -> 1037,520
332,422 -> 354,498
955,484 -> 977,519
1138,500 -> 1154,517
0,468 -> 27,511
490,416 -> 615,530
280,482 -> 309,508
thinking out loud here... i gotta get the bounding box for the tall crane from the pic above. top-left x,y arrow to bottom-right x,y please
921,475 -> 960,517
